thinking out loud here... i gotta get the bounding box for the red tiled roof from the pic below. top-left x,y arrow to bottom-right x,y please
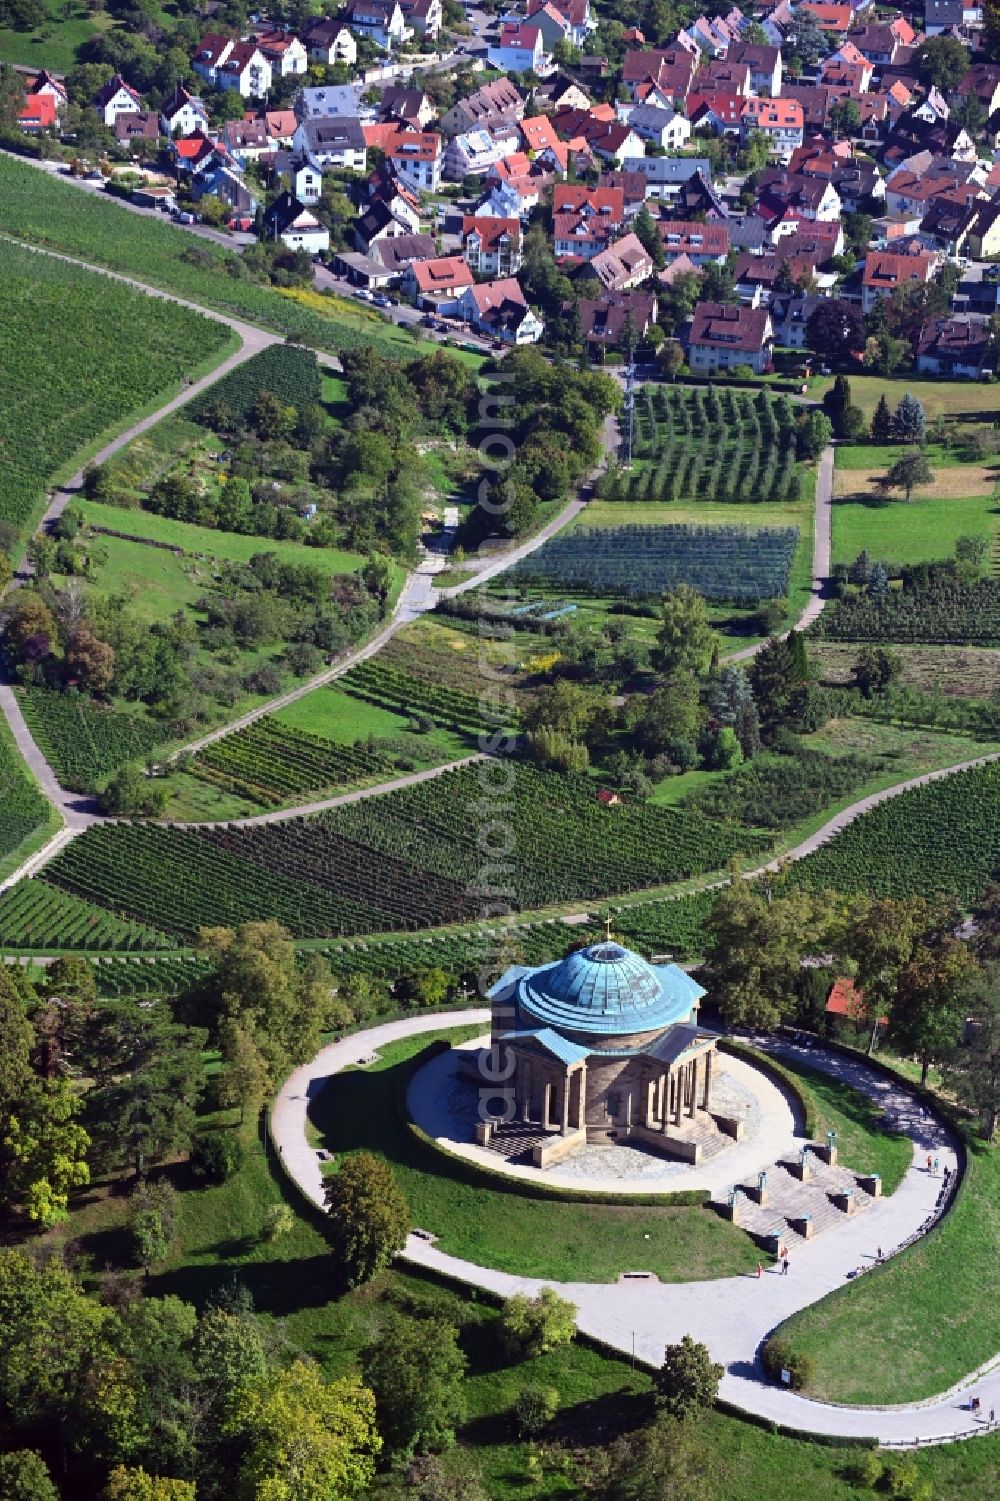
690,300 -> 771,352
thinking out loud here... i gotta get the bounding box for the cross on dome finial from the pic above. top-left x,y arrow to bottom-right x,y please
604,913 -> 613,942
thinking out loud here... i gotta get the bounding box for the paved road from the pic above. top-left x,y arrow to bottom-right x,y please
271,1012 -> 999,1447
723,441 -> 834,665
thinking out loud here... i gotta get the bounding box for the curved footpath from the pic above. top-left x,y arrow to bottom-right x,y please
271,1010 -> 1000,1448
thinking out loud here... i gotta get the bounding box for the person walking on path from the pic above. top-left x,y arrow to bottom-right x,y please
926,1155 -> 933,1171
933,1156 -> 940,1175
757,1262 -> 763,1279
782,1258 -> 790,1275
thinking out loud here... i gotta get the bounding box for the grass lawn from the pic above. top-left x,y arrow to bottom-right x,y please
830,489 -> 999,567
778,1135 -> 1000,1404
812,643 -> 1000,700
156,770 -> 267,824
308,1029 -> 762,1284
275,684 -> 472,763
790,1059 -> 912,1193
817,374 -> 1000,422
78,499 -> 372,578
0,0 -> 112,71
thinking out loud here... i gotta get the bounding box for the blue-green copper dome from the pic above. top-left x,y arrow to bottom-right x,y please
510,941 -> 704,1039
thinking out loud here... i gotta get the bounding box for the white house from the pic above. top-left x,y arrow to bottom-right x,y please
590,233 -> 654,292
296,85 -> 362,121
93,74 -> 142,128
488,24 -> 547,75
160,84 -> 208,138
443,128 -> 520,181
254,30 -> 309,76
217,44 -> 272,98
342,0 -> 412,50
294,115 -> 368,172
400,0 -> 443,40
372,127 -> 442,191
263,192 -> 330,253
460,279 -> 545,343
620,103 -> 691,151
290,153 -> 324,205
402,255 -> 475,309
192,33 -> 236,87
304,19 -> 358,65
461,215 -> 523,276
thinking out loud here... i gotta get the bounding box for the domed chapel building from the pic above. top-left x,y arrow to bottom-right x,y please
480,939 -> 738,1169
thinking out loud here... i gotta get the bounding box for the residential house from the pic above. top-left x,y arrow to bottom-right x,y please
697,58 -> 752,95
574,289 -> 659,353
253,29 -> 308,75
532,73 -> 592,112
374,233 -> 437,275
160,84 -> 208,138
687,300 -> 774,372
726,42 -> 783,97
263,192 -> 330,253
920,196 -> 983,255
673,167 -> 729,219
658,219 -> 729,265
443,127 -> 520,180
617,155 -> 715,203
740,96 -> 804,161
365,124 -> 442,191
355,198 -> 412,250
192,162 -> 258,217
287,153 -> 324,204
223,116 -> 270,160
769,291 -> 828,347
367,167 -> 422,230
847,20 -> 912,65
259,109 -> 298,148
916,314 -> 992,377
552,183 -> 625,259
379,85 -> 436,127
296,85 -> 361,121
621,46 -> 698,103
402,255 -> 475,309
342,0 -> 412,50
967,201 -> 1000,259
460,279 -> 545,343
527,0 -> 595,49
488,23 -> 547,75
93,74 -> 142,128
192,33 -> 235,87
924,0 -> 964,32
114,110 -> 160,147
755,169 -> 842,227
884,163 -> 983,219
590,232 -> 654,291
18,93 -> 58,133
861,249 -> 935,311
822,42 -> 873,90
294,115 -> 368,171
519,113 -> 561,156
399,0 -> 443,41
25,69 -> 66,113
524,1 -> 575,49
220,43 -> 271,98
687,90 -> 745,135
685,9 -> 746,57
170,130 -> 218,175
782,83 -> 832,133
620,102 -> 691,149
304,18 -> 358,64
955,64 -> 1000,118
800,3 -> 855,30
441,78 -> 524,136
461,215 -> 523,275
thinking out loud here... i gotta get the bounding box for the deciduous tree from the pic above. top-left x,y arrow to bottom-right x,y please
942,962 -> 1000,1139
362,1308 -> 466,1457
876,452 -> 933,504
656,585 -> 717,677
323,1151 -> 409,1287
890,933 -> 974,1084
502,1286 -> 577,1358
656,1335 -> 723,1420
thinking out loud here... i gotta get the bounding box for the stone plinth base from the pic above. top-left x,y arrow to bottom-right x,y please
628,1122 -> 702,1163
832,1190 -> 856,1214
711,1113 -> 745,1141
475,1121 -> 493,1146
788,1214 -> 813,1239
532,1127 -> 587,1169
815,1141 -> 838,1166
859,1173 -> 882,1197
787,1157 -> 811,1182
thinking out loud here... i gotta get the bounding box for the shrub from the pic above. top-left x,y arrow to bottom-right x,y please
761,1335 -> 814,1391
190,1131 -> 244,1184
512,1384 -> 560,1436
502,1287 -> 577,1358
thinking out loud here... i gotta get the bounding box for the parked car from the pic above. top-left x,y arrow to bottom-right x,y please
374,294 -> 393,308
176,211 -> 196,224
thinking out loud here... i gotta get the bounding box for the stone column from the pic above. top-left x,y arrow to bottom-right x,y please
702,1050 -> 713,1109
687,1058 -> 697,1118
645,1075 -> 656,1127
561,1072 -> 570,1133
674,1068 -> 683,1125
521,1061 -> 533,1124
543,1080 -> 555,1131
576,1064 -> 587,1130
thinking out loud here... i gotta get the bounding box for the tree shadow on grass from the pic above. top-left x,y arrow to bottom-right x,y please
146,1251 -> 343,1314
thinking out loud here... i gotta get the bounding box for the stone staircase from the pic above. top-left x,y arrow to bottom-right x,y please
716,1151 -> 878,1247
484,1122 -> 553,1163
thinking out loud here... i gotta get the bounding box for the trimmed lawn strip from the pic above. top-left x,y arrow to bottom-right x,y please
779,1138 -> 1000,1404
816,375 -> 1000,421
308,1029 -> 762,1283
831,492 -> 1000,568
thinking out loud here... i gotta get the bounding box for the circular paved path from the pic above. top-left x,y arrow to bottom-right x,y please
271,1010 -> 1000,1447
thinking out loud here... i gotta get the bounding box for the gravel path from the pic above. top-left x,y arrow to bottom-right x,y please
271,1012 -> 998,1447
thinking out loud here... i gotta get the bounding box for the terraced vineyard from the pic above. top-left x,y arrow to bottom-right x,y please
41,764 -> 769,938
20,689 -> 164,792
789,761 -> 1000,905
92,955 -> 215,998
0,719 -> 52,870
601,385 -> 802,504
190,719 -> 395,807
0,235 -> 230,536
508,524 -> 799,603
338,661 -> 499,735
0,882 -> 167,952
